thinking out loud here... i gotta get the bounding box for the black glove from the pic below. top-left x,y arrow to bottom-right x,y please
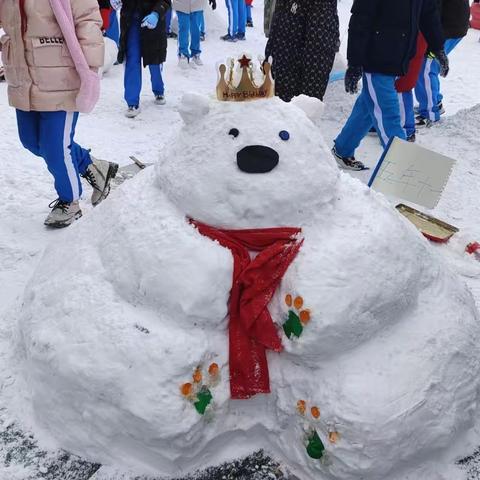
344,66 -> 363,94
430,49 -> 449,78
209,0 -> 216,10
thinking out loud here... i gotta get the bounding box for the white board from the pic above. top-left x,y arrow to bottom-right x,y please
368,137 -> 455,209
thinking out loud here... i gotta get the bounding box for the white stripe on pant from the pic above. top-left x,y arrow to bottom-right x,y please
62,112 -> 80,201
226,0 -> 234,36
365,73 -> 389,145
398,93 -> 406,137
424,58 -> 436,121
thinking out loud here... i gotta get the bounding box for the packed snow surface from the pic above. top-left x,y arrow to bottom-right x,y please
16,93 -> 480,480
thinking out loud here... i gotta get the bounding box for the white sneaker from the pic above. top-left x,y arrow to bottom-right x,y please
44,199 -> 82,228
82,157 -> 119,206
125,106 -> 141,118
178,55 -> 189,69
192,55 -> 203,66
155,94 -> 166,105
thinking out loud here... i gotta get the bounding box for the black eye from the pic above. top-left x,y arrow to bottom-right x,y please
229,128 -> 240,138
279,130 -> 290,141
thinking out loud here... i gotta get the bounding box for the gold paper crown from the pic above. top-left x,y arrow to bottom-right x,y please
216,55 -> 274,102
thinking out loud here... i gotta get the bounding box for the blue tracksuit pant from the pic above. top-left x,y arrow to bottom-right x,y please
124,13 -> 165,107
225,0 -> 246,36
335,73 -> 406,158
177,10 -> 202,58
16,110 -> 91,202
415,37 -> 462,122
246,3 -> 252,22
106,9 -> 120,46
199,10 -> 205,35
398,90 -> 415,138
166,8 -> 172,33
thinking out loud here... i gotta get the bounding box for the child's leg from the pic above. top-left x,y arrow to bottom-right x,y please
414,58 -> 428,116
165,9 -> 172,33
399,91 -> 415,138
177,11 -> 191,57
232,0 -> 239,35
149,64 -> 165,96
16,110 -> 42,157
190,11 -> 202,57
199,10 -> 205,35
106,9 -> 120,46
246,3 -> 252,22
38,111 -> 91,202
421,56 -> 441,121
237,0 -> 246,34
124,15 -> 143,107
225,0 -> 235,36
335,73 -> 405,158
437,37 -> 463,105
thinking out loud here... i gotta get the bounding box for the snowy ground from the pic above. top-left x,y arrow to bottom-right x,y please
2,0 -> 480,478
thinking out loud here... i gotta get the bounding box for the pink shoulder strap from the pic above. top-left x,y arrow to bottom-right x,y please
48,0 -> 101,113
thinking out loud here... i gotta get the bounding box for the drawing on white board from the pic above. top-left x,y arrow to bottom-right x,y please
369,138 -> 455,209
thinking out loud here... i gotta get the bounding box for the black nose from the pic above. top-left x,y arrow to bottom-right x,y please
237,146 -> 279,174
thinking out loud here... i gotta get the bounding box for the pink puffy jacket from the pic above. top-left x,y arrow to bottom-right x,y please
0,0 -> 104,112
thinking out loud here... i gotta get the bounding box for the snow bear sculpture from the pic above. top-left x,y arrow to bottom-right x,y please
18,93 -> 480,480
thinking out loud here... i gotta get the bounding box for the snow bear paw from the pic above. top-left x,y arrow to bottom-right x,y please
296,400 -> 340,464
180,363 -> 221,416
283,294 -> 311,339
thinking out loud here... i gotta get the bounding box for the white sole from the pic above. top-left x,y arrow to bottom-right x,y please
125,110 -> 141,118
44,210 -> 82,228
335,158 -> 366,171
332,149 -> 368,171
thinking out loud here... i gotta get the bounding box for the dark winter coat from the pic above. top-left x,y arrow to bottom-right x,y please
439,0 -> 470,38
265,0 -> 339,102
347,0 -> 445,76
118,0 -> 171,67
98,0 -> 112,8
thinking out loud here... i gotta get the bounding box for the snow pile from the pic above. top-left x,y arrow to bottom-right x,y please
100,37 -> 118,77
17,95 -> 480,480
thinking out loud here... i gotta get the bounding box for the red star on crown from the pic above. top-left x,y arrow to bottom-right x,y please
238,55 -> 252,68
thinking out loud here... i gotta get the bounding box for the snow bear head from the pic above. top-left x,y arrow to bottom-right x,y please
156,94 -> 339,228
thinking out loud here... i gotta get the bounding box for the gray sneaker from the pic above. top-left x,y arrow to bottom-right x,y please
192,55 -> 203,66
44,199 -> 82,228
155,94 -> 166,105
331,146 -> 368,171
82,157 -> 119,206
125,106 -> 141,118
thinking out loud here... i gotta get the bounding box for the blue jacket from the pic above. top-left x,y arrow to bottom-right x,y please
347,0 -> 445,76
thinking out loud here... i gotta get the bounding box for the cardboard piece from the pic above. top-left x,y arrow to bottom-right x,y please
369,137 -> 455,209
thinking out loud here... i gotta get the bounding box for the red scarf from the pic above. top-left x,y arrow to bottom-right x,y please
192,220 -> 303,399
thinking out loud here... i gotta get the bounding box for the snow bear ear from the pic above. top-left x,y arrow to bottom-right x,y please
179,94 -> 210,125
291,95 -> 325,126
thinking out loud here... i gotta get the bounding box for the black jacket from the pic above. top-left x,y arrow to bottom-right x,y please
118,0 -> 171,67
440,0 -> 470,38
98,0 -> 111,8
347,0 -> 444,76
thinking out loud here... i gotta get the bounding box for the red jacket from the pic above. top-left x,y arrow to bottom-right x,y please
99,5 -> 113,30
395,34 -> 428,93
